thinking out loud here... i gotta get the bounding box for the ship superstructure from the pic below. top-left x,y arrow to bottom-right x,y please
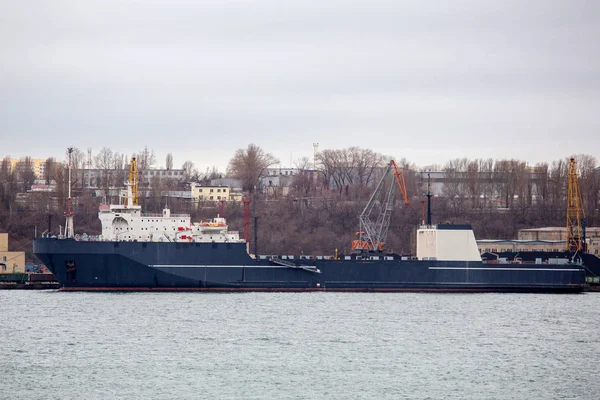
98,203 -> 240,244
97,157 -> 241,244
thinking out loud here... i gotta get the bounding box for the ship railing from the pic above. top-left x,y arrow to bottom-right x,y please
142,213 -> 190,218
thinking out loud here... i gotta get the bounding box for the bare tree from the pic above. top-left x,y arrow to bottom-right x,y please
44,157 -> 56,185
94,147 -> 113,170
112,152 -> 127,186
199,166 -> 221,184
466,159 -> 479,207
227,144 -> 279,192
571,154 -> 598,216
291,157 -> 316,196
64,147 -> 87,188
350,147 -> 386,186
294,156 -> 311,171
316,149 -> 338,190
94,147 -> 114,193
548,158 -> 568,216
20,157 -> 36,191
442,158 -> 468,212
182,161 -> 195,181
316,147 -> 388,194
166,153 -> 173,170
137,146 -> 156,171
0,158 -> 18,213
478,158 -> 495,205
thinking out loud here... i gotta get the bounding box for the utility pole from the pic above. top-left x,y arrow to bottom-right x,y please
313,143 -> 319,170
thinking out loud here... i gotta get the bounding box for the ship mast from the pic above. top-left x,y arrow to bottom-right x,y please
426,172 -> 432,225
64,147 -> 74,238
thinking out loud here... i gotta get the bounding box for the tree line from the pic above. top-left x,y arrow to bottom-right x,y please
0,143 -> 598,260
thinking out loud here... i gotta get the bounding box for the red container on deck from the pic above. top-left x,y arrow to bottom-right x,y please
28,273 -> 58,282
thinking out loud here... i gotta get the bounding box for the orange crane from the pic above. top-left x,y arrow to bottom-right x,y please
352,160 -> 409,252
566,157 -> 586,253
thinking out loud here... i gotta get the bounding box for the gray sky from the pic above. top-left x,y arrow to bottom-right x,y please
1,0 -> 599,171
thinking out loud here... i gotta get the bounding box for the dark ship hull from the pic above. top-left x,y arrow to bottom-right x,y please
34,239 -> 586,293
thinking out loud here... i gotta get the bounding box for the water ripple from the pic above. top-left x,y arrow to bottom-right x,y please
0,291 -> 599,400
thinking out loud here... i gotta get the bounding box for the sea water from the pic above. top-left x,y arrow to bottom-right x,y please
1,291 -> 599,399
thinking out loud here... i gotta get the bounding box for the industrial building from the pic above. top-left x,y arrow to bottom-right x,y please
0,233 -> 25,274
477,227 -> 600,256
83,167 -> 185,188
190,184 -> 231,201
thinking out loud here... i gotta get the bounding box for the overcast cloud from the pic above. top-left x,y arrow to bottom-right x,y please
1,0 -> 599,169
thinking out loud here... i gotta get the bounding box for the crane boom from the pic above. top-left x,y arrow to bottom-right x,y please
391,160 -> 409,207
566,157 -> 586,253
352,160 -> 410,252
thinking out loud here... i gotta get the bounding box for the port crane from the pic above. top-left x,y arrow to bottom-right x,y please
125,157 -> 139,206
352,160 -> 409,252
566,157 -> 586,253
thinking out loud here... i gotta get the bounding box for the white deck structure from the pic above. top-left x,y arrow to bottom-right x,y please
98,184 -> 242,243
417,225 -> 482,261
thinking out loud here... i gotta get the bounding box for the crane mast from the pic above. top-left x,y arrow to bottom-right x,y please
566,157 -> 586,253
352,160 -> 409,252
125,157 -> 139,206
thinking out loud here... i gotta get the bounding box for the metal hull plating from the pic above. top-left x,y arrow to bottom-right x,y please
33,239 -> 586,293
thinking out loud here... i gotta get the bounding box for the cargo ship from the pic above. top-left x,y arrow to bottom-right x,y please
32,157 -> 586,293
